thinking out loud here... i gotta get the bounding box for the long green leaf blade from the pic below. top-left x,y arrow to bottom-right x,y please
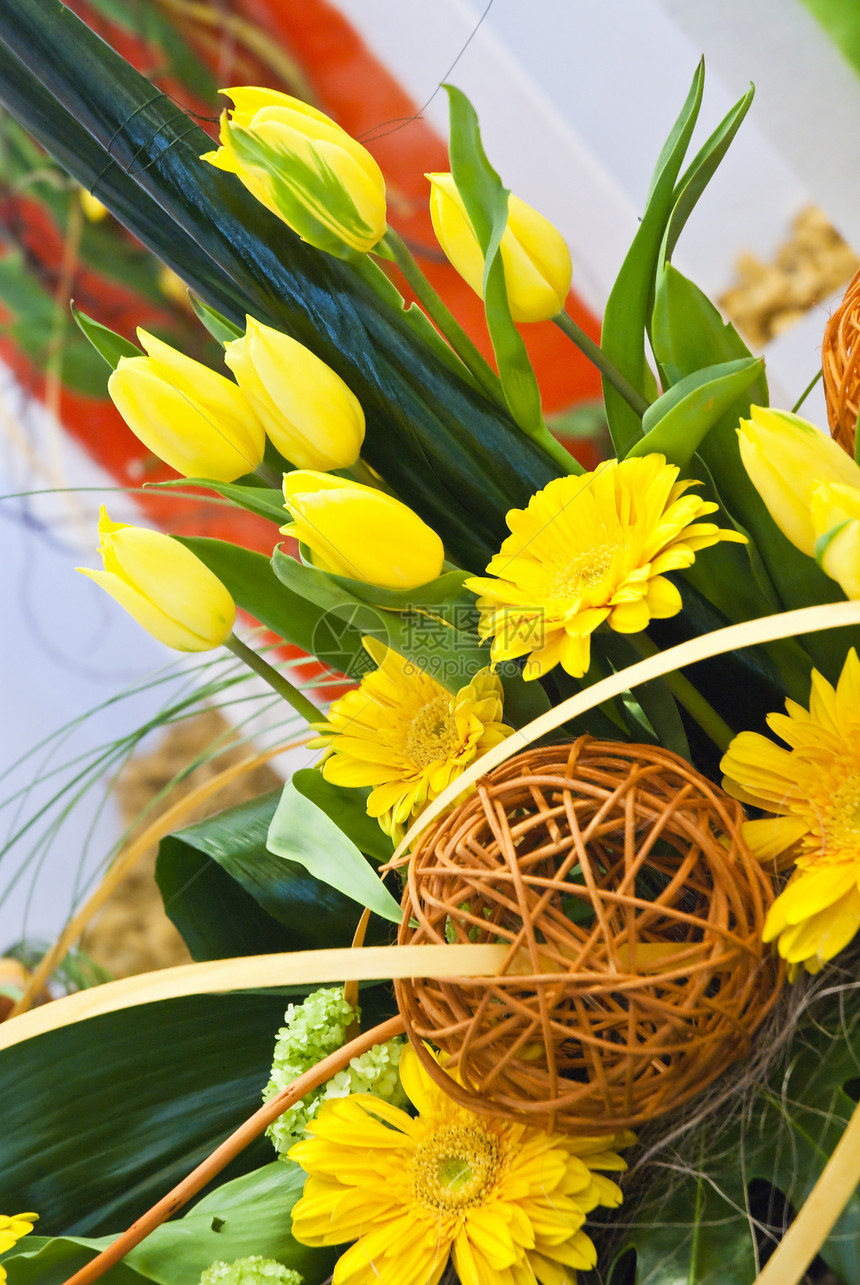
600,60 -> 704,452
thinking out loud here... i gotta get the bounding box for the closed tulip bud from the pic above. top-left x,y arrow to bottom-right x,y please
108,329 -> 265,482
737,405 -> 860,556
202,87 -> 387,259
78,507 -> 236,651
427,172 -> 572,323
282,472 -> 444,590
224,317 -> 364,470
811,481 -> 860,598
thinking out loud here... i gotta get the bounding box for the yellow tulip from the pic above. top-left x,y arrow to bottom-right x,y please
78,507 -> 236,651
426,172 -> 571,323
224,317 -> 364,470
282,472 -> 444,590
811,481 -> 860,598
108,329 -> 264,482
737,405 -> 860,556
202,87 -> 387,258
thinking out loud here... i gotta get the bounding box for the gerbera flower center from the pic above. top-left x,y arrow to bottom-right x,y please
410,1123 -> 503,1211
549,542 -> 615,601
817,774 -> 860,858
403,694 -> 460,768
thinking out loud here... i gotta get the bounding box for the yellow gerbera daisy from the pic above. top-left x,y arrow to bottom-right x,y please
309,638 -> 514,838
721,648 -> 860,974
465,454 -> 744,680
288,1043 -> 632,1285
0,1212 -> 38,1284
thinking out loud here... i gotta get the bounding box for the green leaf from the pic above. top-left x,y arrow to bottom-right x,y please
267,778 -> 402,924
272,547 -> 491,694
445,84 -> 547,441
70,302 -> 140,370
599,632 -> 690,759
156,791 -> 380,961
290,768 -> 394,865
0,992 -> 297,1232
351,253 -> 484,393
626,356 -> 765,467
157,480 -> 286,526
189,295 -> 244,346
651,263 -> 859,681
177,538 -> 364,678
4,1239 -> 148,1285
6,1164 -> 329,1285
79,0 -> 218,104
601,60 -> 704,452
662,84 -> 755,265
616,994 -> 860,1284
321,567 -> 476,617
652,259 -> 759,386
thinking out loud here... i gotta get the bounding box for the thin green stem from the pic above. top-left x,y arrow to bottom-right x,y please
791,368 -> 823,414
255,462 -> 283,488
380,228 -> 507,411
553,311 -> 651,420
225,634 -> 321,725
627,632 -> 735,754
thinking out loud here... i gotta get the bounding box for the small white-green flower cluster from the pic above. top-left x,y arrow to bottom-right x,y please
263,987 -> 407,1156
199,1256 -> 302,1285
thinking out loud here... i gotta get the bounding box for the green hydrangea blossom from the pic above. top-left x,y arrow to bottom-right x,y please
198,1256 -> 302,1285
263,987 -> 406,1156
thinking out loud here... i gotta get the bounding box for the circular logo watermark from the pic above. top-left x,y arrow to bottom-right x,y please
311,603 -> 391,680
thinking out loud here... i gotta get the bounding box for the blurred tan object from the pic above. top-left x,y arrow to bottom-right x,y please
822,267 -> 860,454
720,206 -> 858,348
82,710 -> 282,978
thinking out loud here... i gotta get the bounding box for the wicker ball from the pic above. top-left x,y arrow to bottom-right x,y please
823,267 -> 860,453
395,738 -> 783,1134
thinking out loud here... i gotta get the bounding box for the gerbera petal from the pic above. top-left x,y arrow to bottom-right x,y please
772,864 -> 858,926
741,816 -> 810,864
290,1040 -> 631,1285
466,456 -> 738,680
607,599 -> 652,633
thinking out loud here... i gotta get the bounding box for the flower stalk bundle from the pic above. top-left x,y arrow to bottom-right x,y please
4,6 -> 860,1285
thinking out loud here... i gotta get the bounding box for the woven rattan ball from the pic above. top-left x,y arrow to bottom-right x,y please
823,267 -> 860,453
394,737 -> 783,1134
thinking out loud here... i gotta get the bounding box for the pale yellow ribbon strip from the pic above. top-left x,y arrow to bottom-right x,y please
392,598 -> 860,864
0,944 -> 510,1052
753,1101 -> 860,1285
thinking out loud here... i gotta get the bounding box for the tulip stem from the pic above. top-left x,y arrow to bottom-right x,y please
225,634 -> 321,725
379,229 -> 508,412
553,311 -> 651,420
255,463 -> 283,488
627,632 -> 735,753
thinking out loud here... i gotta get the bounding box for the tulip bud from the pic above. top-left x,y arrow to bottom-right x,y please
282,472 -> 444,590
78,507 -> 236,651
737,405 -> 860,556
426,172 -> 572,323
811,481 -> 860,598
108,329 -> 265,483
224,317 -> 364,470
202,87 -> 387,259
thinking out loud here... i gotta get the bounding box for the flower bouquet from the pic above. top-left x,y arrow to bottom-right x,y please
3,5 -> 860,1285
